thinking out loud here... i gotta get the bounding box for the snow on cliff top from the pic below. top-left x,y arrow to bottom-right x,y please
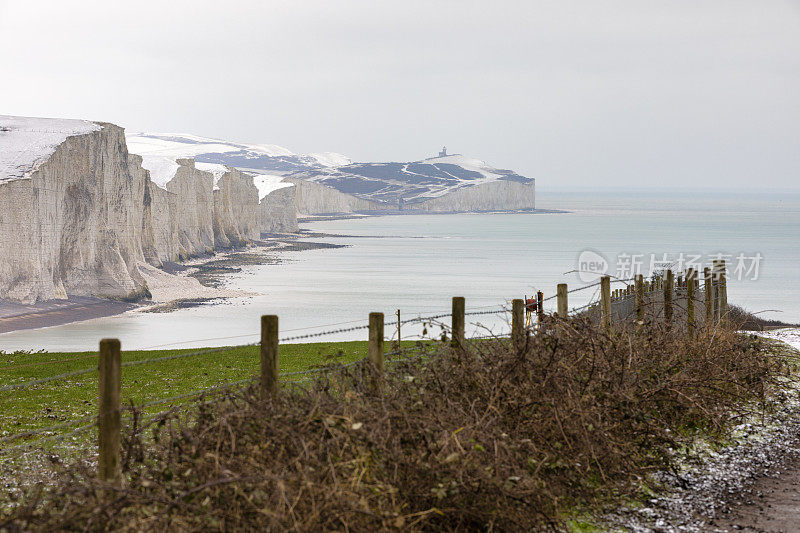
126,132 -> 348,193
139,156 -> 180,190
306,152 -> 351,167
127,132 -> 300,189
421,154 -> 502,177
252,174 -> 294,202
0,115 -> 101,183
194,162 -> 229,190
126,133 -> 294,159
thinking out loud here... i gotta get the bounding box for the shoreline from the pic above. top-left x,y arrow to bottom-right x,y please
296,207 -> 568,223
0,232 -> 345,339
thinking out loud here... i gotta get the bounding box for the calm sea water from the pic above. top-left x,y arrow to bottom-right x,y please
1,188 -> 798,352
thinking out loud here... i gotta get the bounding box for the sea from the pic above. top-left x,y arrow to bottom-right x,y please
1,188 -> 798,352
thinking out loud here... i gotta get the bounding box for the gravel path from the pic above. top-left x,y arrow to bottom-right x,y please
603,328 -> 800,532
714,329 -> 800,533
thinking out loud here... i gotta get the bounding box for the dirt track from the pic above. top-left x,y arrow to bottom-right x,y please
715,455 -> 800,533
715,329 -> 800,533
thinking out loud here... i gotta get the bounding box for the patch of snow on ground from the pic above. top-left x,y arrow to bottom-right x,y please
757,328 -> 800,352
126,133 -> 303,189
306,152 -> 351,167
0,115 -> 101,183
252,174 -> 294,202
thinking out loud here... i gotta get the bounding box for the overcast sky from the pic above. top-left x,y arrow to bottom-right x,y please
1,1 -> 798,189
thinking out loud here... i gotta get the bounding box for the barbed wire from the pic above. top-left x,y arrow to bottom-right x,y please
2,290 -> 706,453
276,306 -> 508,342
278,324 -> 371,342
137,333 -> 260,350
136,317 -> 395,350
465,308 -> 508,317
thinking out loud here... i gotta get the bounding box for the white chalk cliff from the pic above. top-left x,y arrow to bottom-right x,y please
407,179 -> 535,213
287,178 -> 384,215
253,175 -> 299,233
0,116 -> 301,304
0,116 -> 149,303
139,157 -> 216,264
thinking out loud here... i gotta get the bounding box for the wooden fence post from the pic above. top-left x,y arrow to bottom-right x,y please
556,284 -> 568,319
451,297 -> 465,349
664,269 -> 674,327
635,274 -> 644,326
396,309 -> 401,348
260,315 -> 279,399
98,338 -> 121,483
718,260 -> 728,323
712,260 -> 722,323
686,268 -> 696,338
512,299 -> 524,349
600,276 -> 611,332
704,266 -> 713,324
369,312 -> 384,375
536,291 -> 544,330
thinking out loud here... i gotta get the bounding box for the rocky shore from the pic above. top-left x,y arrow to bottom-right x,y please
0,233 -> 346,335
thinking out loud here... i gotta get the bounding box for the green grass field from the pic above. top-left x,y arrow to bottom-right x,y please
0,340 -> 423,440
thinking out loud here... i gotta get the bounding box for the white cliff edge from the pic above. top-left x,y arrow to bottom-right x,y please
0,115 -> 299,305
0,117 -> 149,303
